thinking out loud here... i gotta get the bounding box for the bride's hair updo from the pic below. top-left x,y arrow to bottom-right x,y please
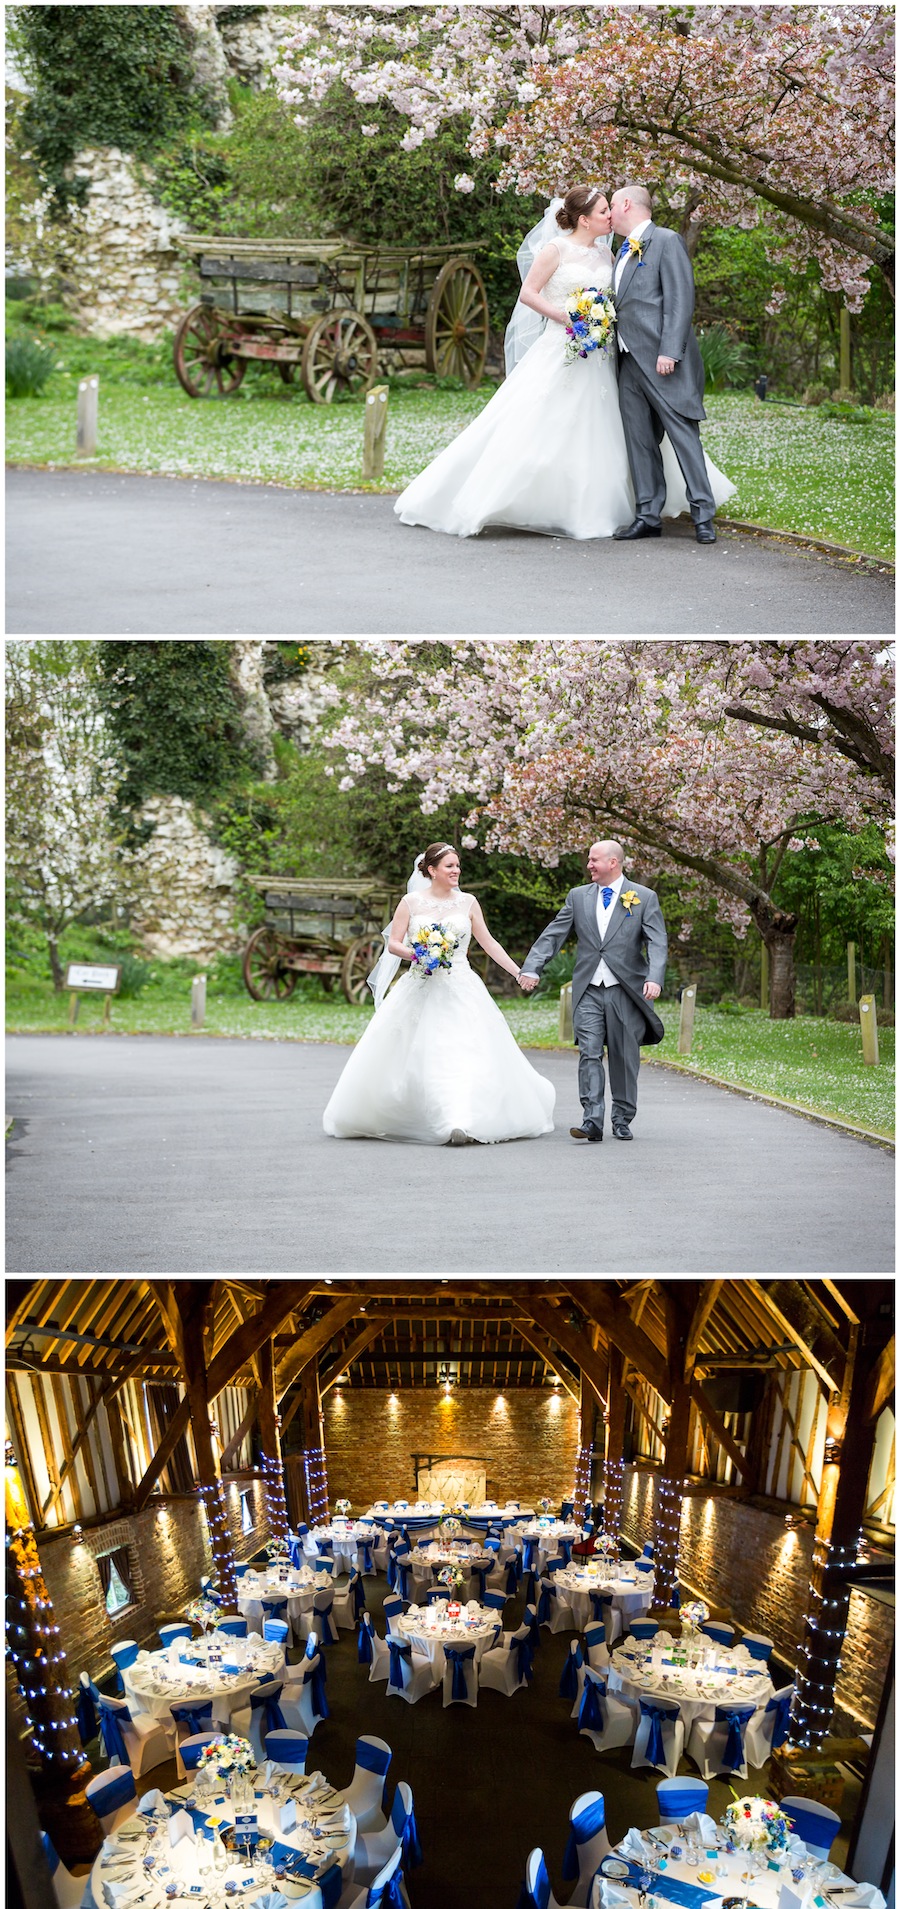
420,843 -> 457,881
556,185 -> 603,231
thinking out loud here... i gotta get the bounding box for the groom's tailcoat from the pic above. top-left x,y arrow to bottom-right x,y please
523,882 -> 667,1044
614,222 -> 706,421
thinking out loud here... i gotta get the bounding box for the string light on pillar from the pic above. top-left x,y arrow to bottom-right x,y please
195,1479 -> 238,1606
654,1473 -> 687,1603
573,1440 -> 594,1517
302,1447 -> 329,1524
260,1449 -> 290,1541
603,1455 -> 624,1535
4,1444 -> 88,1775
790,1529 -> 865,1750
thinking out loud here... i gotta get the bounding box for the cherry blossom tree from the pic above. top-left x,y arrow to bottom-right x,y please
274,4 -> 894,310
326,639 -> 893,1018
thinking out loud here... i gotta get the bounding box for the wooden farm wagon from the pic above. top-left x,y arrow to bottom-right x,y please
242,878 -> 403,1004
172,235 -> 490,401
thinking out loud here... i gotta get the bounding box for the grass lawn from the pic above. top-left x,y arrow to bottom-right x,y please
8,938 -> 893,1137
5,314 -> 895,559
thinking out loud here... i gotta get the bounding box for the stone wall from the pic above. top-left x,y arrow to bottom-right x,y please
620,1464 -> 892,1734
7,1475 -> 269,1731
321,1386 -> 580,1512
131,795 -> 242,960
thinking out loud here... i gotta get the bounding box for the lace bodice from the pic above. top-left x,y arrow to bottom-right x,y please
542,235 -> 614,312
406,891 -> 474,967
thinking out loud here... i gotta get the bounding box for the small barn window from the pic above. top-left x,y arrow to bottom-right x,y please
240,1491 -> 254,1534
97,1546 -> 135,1615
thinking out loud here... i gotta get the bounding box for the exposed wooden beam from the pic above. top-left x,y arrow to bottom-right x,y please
206,1282 -> 317,1396
625,1379 -> 666,1444
40,1373 -> 119,1519
820,1280 -> 862,1326
690,1380 -> 750,1480
218,1389 -> 260,1469
274,1296 -> 362,1401
561,1283 -> 672,1402
513,1322 -> 581,1405
863,1335 -> 894,1423
525,1296 -> 621,1411
5,1281 -> 46,1346
684,1280 -> 724,1377
320,1323 -> 386,1397
746,1282 -> 839,1393
133,1397 -> 191,1511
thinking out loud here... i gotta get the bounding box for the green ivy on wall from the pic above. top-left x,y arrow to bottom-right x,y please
96,640 -> 261,822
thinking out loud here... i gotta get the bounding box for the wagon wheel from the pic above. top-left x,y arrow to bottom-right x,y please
242,927 -> 298,1001
320,973 -> 335,992
173,303 -> 247,399
301,310 -> 379,404
341,935 -> 383,1005
277,360 -> 303,386
425,259 -> 490,386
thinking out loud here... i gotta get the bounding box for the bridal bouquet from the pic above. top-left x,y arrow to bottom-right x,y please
410,922 -> 462,975
722,1798 -> 791,1853
564,287 -> 616,362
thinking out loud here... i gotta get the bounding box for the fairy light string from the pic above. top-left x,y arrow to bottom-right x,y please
4,1449 -> 87,1774
302,1447 -> 329,1524
260,1449 -> 290,1540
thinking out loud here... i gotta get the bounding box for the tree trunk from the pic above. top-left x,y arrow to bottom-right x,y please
749,899 -> 798,1018
47,935 -> 64,993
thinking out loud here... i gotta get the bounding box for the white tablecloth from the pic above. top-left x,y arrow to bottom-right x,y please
608,1639 -> 773,1732
555,1569 -> 654,1629
91,1770 -> 355,1906
124,1637 -> 283,1731
591,1826 -> 884,1909
395,1604 -> 502,1677
237,1567 -> 332,1634
309,1522 -> 375,1568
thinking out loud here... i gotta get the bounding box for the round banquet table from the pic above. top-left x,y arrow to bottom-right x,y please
394,1602 -> 502,1677
590,1822 -> 885,1909
308,1521 -> 375,1568
123,1636 -> 284,1732
555,1566 -> 654,1630
607,1637 -> 774,1732
90,1769 -> 355,1907
237,1566 -> 333,1635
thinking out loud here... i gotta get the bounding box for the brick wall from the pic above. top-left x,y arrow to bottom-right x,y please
621,1465 -> 892,1733
323,1387 -> 580,1510
7,1476 -> 269,1733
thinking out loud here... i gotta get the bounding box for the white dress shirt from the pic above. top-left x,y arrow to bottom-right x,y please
591,874 -> 624,986
614,218 -> 652,353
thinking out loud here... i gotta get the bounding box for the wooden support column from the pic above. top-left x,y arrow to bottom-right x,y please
603,1346 -> 627,1535
293,1364 -> 328,1526
788,1289 -> 894,1751
257,1336 -> 289,1542
5,1441 -> 96,1861
655,1283 -> 706,1603
574,1371 -> 598,1519
172,1282 -> 239,1614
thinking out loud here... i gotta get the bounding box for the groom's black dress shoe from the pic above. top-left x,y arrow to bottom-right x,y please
570,1121 -> 603,1142
612,1120 -> 633,1140
695,520 -> 717,543
613,519 -> 662,540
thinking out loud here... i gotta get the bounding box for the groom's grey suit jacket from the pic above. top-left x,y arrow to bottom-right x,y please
523,882 -> 668,1044
615,222 -> 706,421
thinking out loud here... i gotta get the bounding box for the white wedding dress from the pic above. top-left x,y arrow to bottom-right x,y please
394,235 -> 735,538
322,893 -> 555,1144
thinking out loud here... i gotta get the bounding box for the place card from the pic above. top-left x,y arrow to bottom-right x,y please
780,1883 -> 809,1909
278,1799 -> 298,1832
168,1811 -> 196,1848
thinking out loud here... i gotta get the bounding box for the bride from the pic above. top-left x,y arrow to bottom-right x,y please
322,844 -> 555,1145
394,183 -> 734,539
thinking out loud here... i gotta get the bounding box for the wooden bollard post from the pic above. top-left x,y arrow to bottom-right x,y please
76,376 -> 98,457
67,992 -> 79,1031
847,940 -> 857,1006
859,994 -> 879,1065
362,383 -> 389,481
191,975 -> 207,1030
677,986 -> 697,1055
559,982 -> 573,1043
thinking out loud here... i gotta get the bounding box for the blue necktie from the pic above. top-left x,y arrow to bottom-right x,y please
601,887 -> 614,907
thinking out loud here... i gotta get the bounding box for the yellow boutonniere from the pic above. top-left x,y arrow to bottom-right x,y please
621,889 -> 641,914
622,237 -> 644,265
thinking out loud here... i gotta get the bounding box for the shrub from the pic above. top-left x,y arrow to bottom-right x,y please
875,390 -> 895,412
818,401 -> 875,424
830,386 -> 860,405
697,325 -> 751,389
116,953 -> 152,998
6,333 -> 56,397
803,382 -> 830,406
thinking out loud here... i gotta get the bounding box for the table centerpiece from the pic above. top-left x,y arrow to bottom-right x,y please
723,1798 -> 792,1857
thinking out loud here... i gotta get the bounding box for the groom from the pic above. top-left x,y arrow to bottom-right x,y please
609,183 -> 717,544
518,841 -> 667,1142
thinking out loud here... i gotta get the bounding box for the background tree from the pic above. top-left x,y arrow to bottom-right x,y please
6,642 -> 139,991
275,3 -> 894,308
324,639 -> 893,1018
96,639 -> 262,827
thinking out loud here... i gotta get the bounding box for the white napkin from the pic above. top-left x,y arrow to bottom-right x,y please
592,1882 -> 633,1909
137,1790 -> 167,1815
827,1886 -> 885,1909
683,1813 -> 719,1843
250,1895 -> 290,1909
101,1883 -> 145,1908
619,1829 -> 650,1861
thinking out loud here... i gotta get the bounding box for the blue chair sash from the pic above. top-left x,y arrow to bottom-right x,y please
578,1677 -> 606,1735
387,1639 -> 412,1690
390,1791 -> 424,1869
505,1560 -> 520,1596
361,1542 -> 374,1573
90,1769 -> 136,1818
536,1582 -> 554,1626
516,1852 -> 551,1909
444,1645 -> 475,1702
304,1661 -> 329,1719
386,1555 -> 399,1592
560,1501 -> 574,1519
98,1702 -> 131,1764
671,1585 -> 681,1609
396,1564 -> 413,1602
635,1559 -> 654,1573
743,1636 -> 772,1661
315,1598 -> 336,1646
559,1540 -> 574,1566
767,1689 -> 793,1750
366,1866 -> 406,1908
267,1734 -> 307,1766
658,1784 -> 709,1821
523,1538 -> 541,1574
262,1599 -> 288,1620
41,1832 -> 60,1877
558,1644 -> 583,1701
716,1704 -> 755,1770
640,1700 -> 678,1767
171,1700 -> 213,1733
250,1686 -> 287,1732
562,1793 -> 606,1880
524,1606 -> 540,1649
590,1591 -> 610,1624
357,1617 -> 374,1665
512,1635 -> 535,1685
351,1577 -> 366,1618
76,1681 -> 97,1745
643,1542 -> 654,1556
289,1539 -> 304,1569
471,1566 -> 488,1600
357,1739 -> 392,1777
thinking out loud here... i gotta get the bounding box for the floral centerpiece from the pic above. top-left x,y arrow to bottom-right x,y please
439,1515 -> 462,1539
539,1496 -> 555,1514
681,1598 -> 710,1636
334,1498 -> 352,1519
722,1799 -> 792,1853
410,923 -> 462,974
184,1594 -> 219,1632
596,1533 -> 619,1560
266,1535 -> 291,1562
198,1734 -> 256,1780
438,1565 -> 466,1595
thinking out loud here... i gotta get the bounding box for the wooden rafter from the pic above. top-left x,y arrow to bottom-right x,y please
273,1296 -> 362,1400
526,1295 -> 625,1410
320,1323 -> 386,1397
746,1282 -> 839,1392
689,1380 -> 750,1480
864,1336 -> 894,1423
512,1322 -> 582,1405
684,1280 -> 724,1375
559,1283 -> 671,1401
